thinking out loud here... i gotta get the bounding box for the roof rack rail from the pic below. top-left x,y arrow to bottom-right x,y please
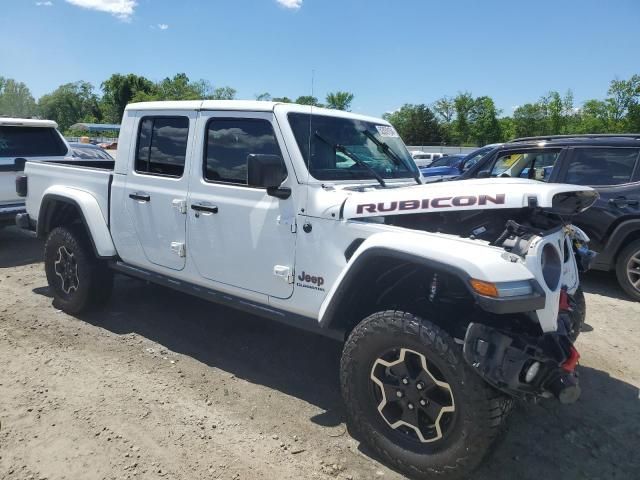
508,134 -> 640,143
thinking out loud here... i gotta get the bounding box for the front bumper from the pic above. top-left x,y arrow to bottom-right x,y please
463,322 -> 581,404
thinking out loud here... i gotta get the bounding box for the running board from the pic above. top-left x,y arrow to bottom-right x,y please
109,261 -> 345,341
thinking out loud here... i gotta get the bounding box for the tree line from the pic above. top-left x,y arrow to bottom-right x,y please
0,73 -> 355,134
0,72 -> 638,145
385,74 -> 640,145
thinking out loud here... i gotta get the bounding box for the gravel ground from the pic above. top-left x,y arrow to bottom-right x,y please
1,226 -> 639,480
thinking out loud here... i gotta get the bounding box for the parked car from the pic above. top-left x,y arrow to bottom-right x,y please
460,134 -> 640,300
0,117 -> 70,227
420,144 -> 502,180
16,100 -> 595,479
69,142 -> 114,161
410,150 -> 443,168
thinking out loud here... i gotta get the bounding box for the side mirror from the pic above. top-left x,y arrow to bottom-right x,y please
247,154 -> 290,199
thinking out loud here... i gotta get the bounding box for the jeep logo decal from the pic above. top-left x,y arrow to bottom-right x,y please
355,194 -> 506,214
296,271 -> 325,292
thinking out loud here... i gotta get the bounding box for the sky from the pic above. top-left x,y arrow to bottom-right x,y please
1,0 -> 639,117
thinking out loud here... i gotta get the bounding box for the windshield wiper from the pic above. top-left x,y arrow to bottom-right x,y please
314,131 -> 386,187
361,130 -> 421,185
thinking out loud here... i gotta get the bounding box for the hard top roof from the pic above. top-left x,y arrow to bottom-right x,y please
125,100 -> 390,125
0,117 -> 58,128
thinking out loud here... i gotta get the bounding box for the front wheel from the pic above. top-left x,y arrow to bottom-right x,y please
44,225 -> 113,314
340,311 -> 511,480
615,239 -> 640,301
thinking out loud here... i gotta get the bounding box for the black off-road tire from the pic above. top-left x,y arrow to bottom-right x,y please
44,225 -> 113,314
340,311 -> 512,480
615,239 -> 640,301
569,286 -> 586,342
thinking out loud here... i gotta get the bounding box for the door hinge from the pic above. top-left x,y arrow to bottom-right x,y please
172,199 -> 187,214
277,215 -> 297,233
274,265 -> 294,284
170,242 -> 186,257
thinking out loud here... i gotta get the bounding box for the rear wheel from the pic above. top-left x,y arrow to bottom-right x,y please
44,225 -> 113,314
340,311 -> 511,479
615,239 -> 640,301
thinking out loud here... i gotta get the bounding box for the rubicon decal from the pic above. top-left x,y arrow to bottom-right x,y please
355,194 -> 506,215
296,271 -> 325,292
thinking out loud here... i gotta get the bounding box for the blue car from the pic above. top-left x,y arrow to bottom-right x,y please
419,144 -> 502,181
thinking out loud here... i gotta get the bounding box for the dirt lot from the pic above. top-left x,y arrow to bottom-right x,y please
1,226 -> 639,480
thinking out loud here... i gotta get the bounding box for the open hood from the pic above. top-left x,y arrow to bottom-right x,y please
341,178 -> 598,219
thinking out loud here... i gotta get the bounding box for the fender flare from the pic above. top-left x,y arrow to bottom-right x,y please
38,187 -> 116,258
318,246 -> 475,329
318,232 -> 544,329
597,218 -> 640,268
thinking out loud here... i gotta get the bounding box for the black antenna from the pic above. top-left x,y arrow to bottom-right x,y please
302,70 -> 314,227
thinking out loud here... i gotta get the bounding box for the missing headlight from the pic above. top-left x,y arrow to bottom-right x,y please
541,243 -> 561,290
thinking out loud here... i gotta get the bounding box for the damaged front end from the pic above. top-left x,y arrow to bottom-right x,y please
463,322 -> 581,404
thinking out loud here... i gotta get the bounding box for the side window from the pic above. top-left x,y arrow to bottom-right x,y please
135,116 -> 189,177
488,150 -> 560,181
565,148 -> 640,186
204,118 -> 285,185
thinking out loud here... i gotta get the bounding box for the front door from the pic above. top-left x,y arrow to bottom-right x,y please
187,112 -> 296,299
124,112 -> 195,271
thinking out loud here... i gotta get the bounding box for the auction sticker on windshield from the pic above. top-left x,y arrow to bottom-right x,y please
375,125 -> 399,138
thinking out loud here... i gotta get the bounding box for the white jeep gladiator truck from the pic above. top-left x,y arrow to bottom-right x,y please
0,118 -> 70,227
17,101 -> 597,479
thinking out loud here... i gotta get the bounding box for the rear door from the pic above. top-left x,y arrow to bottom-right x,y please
124,112 -> 195,271
556,146 -> 640,252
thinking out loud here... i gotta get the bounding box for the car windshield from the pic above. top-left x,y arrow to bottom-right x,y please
429,157 -> 451,168
460,146 -> 495,171
288,113 -> 417,181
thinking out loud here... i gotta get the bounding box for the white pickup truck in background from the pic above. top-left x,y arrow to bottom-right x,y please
0,118 -> 70,227
16,100 -> 598,480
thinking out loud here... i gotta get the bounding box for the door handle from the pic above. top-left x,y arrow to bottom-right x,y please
129,193 -> 150,202
609,196 -> 638,208
191,203 -> 218,214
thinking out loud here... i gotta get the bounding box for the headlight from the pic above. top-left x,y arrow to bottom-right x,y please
541,243 -> 561,291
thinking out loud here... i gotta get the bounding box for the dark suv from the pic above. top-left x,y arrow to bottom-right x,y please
460,134 -> 640,300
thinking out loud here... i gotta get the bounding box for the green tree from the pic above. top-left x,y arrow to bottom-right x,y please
606,75 -> 640,126
575,99 -> 610,133
383,104 -> 442,145
325,91 -> 354,111
0,77 -> 37,117
295,95 -> 322,106
100,73 -> 155,123
512,103 -> 548,138
272,96 -> 293,103
452,92 -> 475,144
38,81 -> 101,131
469,96 -> 502,145
210,86 -> 236,100
255,92 -> 272,101
432,96 -> 455,123
131,73 -> 235,102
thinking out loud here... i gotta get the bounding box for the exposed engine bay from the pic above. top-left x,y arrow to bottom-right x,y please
376,208 -> 568,252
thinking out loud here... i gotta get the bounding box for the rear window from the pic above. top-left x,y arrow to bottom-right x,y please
135,116 -> 189,177
0,126 -> 68,157
71,147 -> 113,160
565,148 -> 639,186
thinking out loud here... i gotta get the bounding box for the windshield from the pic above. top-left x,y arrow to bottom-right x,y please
460,145 -> 495,171
429,157 -> 452,168
288,113 -> 417,181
